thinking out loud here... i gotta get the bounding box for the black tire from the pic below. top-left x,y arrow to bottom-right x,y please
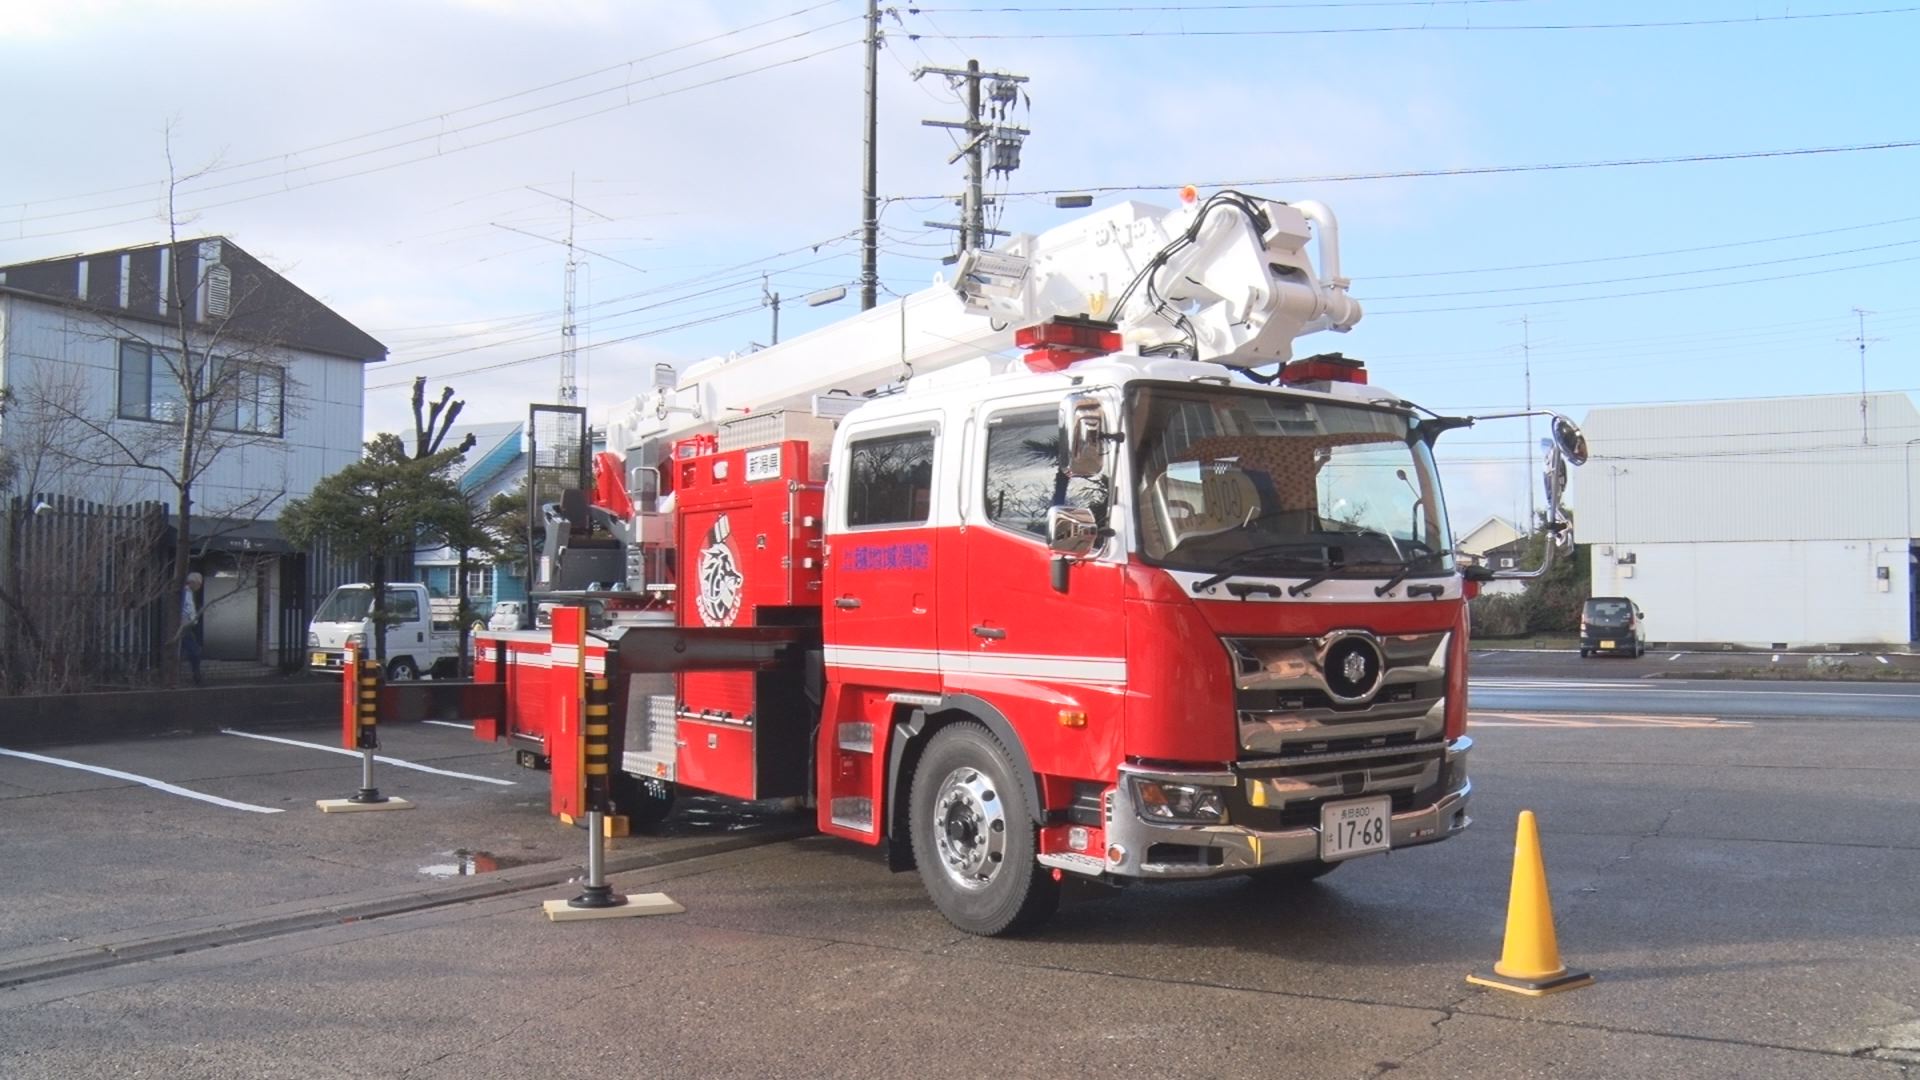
610,771 -> 675,827
908,723 -> 1059,936
1246,859 -> 1343,887
1579,648 -> 1590,658
387,657 -> 419,682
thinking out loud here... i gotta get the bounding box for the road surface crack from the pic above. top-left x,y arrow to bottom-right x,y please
1362,989 -> 1471,1078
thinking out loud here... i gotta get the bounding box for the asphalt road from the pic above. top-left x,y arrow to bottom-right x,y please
1473,675 -> 1920,720
2,695 -> 1916,1078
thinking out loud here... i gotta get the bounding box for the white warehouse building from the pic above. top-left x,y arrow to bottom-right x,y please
1571,392 -> 1920,648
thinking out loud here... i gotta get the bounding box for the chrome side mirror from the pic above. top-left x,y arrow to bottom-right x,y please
1472,411 -> 1586,581
1047,506 -> 1098,556
1552,414 -> 1589,466
1059,393 -> 1107,478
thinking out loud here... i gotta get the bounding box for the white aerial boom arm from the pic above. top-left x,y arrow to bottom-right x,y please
604,191 -> 1360,457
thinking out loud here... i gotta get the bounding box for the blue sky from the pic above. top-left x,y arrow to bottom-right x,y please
2,0 -> 1914,528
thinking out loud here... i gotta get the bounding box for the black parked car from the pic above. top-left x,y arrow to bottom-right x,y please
1580,596 -> 1648,658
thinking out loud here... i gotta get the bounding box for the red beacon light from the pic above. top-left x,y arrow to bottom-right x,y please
1277,352 -> 1368,386
1015,315 -> 1123,372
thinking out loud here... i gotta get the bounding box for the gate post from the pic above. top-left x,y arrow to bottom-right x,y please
318,642 -> 414,813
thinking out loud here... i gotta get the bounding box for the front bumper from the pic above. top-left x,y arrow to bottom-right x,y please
309,650 -> 347,673
1099,737 -> 1474,879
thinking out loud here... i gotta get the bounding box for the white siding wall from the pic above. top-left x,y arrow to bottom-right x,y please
0,299 -> 365,513
1593,539 -> 1912,646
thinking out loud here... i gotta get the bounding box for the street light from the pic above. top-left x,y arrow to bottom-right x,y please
805,286 -> 848,308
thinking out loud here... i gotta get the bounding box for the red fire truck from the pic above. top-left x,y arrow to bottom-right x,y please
466,190 -> 1588,935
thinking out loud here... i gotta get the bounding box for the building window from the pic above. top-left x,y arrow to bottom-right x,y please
211,358 -> 285,437
464,568 -> 493,599
117,340 -> 186,423
982,409 -> 1104,539
117,341 -> 284,436
846,430 -> 934,528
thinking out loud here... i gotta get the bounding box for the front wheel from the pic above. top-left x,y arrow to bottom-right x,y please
908,723 -> 1059,936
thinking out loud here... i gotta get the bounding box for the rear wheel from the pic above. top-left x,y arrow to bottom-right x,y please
387,656 -> 419,681
909,723 -> 1059,936
1579,648 -> 1590,658
610,772 -> 675,828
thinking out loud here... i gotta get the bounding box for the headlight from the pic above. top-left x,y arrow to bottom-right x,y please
1130,777 -> 1228,824
348,632 -> 366,648
307,632 -> 320,647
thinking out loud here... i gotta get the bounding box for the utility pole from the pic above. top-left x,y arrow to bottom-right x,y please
1846,307 -> 1883,445
1500,314 -> 1537,528
915,61 -> 1029,254
762,273 -> 781,346
860,0 -> 881,311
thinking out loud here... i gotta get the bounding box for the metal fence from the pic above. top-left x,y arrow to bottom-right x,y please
0,494 -> 170,693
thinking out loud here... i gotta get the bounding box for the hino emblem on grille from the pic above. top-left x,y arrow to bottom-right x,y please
1342,650 -> 1370,685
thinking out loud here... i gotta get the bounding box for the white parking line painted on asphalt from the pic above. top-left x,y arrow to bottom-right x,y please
1877,656 -> 1891,665
422,720 -> 474,731
0,747 -> 285,813
1669,653 -> 1683,661
1771,654 -> 1781,663
1470,679 -> 1920,699
219,730 -> 515,786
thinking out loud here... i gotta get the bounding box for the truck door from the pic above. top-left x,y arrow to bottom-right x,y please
824,419 -> 943,692
959,400 -> 1127,779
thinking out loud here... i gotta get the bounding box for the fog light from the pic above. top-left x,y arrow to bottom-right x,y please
1106,844 -> 1126,865
1130,777 -> 1228,825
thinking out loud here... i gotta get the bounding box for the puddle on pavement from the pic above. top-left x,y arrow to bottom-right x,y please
417,849 -> 535,878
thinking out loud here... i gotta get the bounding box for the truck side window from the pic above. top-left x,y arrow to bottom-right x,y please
847,430 -> 934,527
386,592 -> 420,621
983,409 -> 1104,539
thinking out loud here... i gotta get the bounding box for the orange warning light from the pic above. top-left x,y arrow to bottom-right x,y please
1179,185 -> 1198,204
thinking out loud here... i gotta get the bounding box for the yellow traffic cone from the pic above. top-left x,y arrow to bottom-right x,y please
1466,810 -> 1594,996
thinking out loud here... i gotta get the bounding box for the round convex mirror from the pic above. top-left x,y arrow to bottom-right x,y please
1552,415 -> 1589,466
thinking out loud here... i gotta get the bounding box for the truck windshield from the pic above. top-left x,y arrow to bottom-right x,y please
313,587 -> 373,623
1128,384 -> 1452,578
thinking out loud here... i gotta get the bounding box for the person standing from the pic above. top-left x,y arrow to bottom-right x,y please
181,571 -> 205,687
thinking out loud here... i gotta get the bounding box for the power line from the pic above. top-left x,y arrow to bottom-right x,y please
368,301 -> 771,391
1368,213 -> 1920,281
1366,235 -> 1920,301
911,4 -> 1920,37
1371,253 -> 1920,315
2,1 -> 851,214
892,137 -> 1920,201
7,38 -> 863,244
914,1 -> 1533,10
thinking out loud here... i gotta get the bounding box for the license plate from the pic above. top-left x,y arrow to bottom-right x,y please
1320,796 -> 1391,861
311,652 -> 327,666
1600,639 -> 1616,650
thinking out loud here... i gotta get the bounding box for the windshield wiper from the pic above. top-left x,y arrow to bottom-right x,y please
1194,544 -> 1335,594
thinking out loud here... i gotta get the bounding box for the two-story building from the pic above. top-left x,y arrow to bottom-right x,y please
0,237 -> 385,673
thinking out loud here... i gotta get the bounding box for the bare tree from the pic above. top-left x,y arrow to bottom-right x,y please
35,139 -> 307,685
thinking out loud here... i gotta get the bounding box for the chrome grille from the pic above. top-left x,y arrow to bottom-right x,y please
1226,630 -> 1451,756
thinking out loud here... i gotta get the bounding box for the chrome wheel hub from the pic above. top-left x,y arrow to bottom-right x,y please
932,766 -> 1005,891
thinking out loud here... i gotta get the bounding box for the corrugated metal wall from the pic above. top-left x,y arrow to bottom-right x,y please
1571,392 -> 1920,545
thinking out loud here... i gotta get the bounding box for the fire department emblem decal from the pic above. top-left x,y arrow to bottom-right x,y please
696,514 -> 745,627
1341,650 -> 1370,686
